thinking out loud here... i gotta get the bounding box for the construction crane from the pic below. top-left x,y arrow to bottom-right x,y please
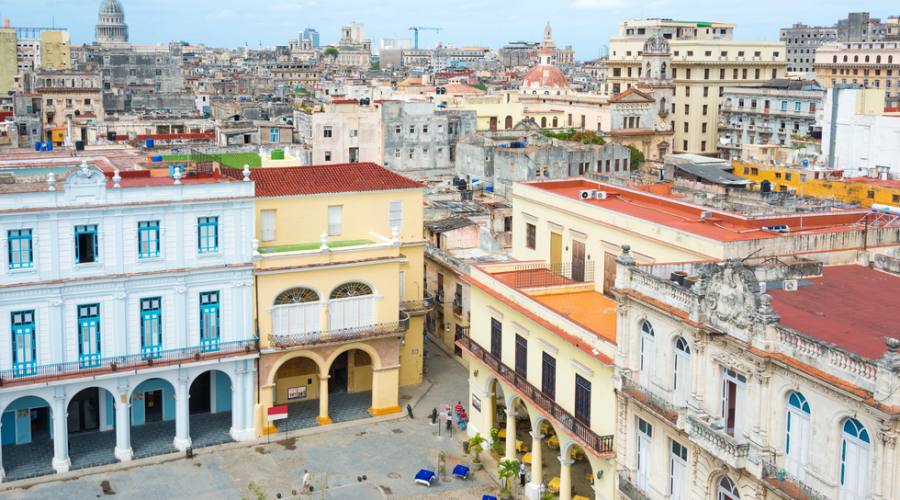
408,26 -> 442,49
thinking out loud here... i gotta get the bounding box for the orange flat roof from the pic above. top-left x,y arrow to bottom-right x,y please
523,179 -> 869,243
531,290 -> 617,344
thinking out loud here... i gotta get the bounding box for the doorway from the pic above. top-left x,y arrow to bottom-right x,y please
489,116 -> 498,131
349,147 -> 359,163
67,388 -> 100,434
144,390 -> 164,422
189,372 -> 212,414
329,352 -> 349,393
603,251 -> 617,296
549,231 -> 562,269
572,240 -> 586,282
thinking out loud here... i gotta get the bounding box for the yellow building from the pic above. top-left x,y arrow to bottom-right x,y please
814,42 -> 900,101
444,93 -> 565,131
461,260 -> 617,500
236,163 -> 429,435
733,160 -> 900,207
0,27 -> 15,94
39,30 -> 71,70
607,19 -> 787,155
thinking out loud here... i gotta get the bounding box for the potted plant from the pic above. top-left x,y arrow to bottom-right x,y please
490,427 -> 504,456
467,432 -> 486,470
497,459 -> 519,500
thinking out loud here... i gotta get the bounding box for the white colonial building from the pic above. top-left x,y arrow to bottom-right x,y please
0,159 -> 257,480
612,249 -> 900,500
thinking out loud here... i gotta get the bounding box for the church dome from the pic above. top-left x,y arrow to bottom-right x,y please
522,47 -> 567,90
99,0 -> 124,15
642,32 -> 670,55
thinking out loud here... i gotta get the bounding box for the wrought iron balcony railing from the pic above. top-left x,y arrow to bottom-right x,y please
400,291 -> 435,315
269,311 -> 410,349
457,335 -> 614,455
508,261 -> 595,288
761,459 -> 830,500
0,338 -> 258,387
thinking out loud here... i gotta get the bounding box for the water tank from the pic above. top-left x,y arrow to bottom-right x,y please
152,155 -> 163,162
146,138 -> 155,149
34,142 -> 42,151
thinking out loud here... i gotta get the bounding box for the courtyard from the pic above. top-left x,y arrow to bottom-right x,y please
0,342 -> 502,500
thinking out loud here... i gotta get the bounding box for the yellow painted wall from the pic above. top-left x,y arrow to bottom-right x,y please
465,279 -> 616,499
39,30 -> 71,70
0,29 -> 16,94
733,160 -> 900,208
511,182 -> 719,293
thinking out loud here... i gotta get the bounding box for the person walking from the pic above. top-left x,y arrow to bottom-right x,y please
301,469 -> 311,494
519,461 -> 527,487
446,411 -> 452,431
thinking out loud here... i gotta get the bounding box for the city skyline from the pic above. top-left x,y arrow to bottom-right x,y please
3,0 -> 899,58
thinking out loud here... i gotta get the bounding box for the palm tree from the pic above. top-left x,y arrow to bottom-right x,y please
498,459 -> 519,498
468,432 -> 487,465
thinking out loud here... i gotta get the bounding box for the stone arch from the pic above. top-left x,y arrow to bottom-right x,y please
323,341 -> 383,372
63,379 -> 119,407
127,373 -> 178,401
329,281 -> 375,299
267,349 -> 328,384
273,286 -> 321,305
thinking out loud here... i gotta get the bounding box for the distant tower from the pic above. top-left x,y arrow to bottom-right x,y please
542,21 -> 556,49
95,0 -> 129,45
639,32 -> 674,117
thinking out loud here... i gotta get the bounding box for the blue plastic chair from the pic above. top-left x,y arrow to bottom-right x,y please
452,464 -> 470,479
415,469 -> 437,486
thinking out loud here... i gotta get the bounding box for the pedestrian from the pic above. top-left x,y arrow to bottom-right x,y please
519,462 -> 526,487
301,469 -> 311,494
446,411 -> 452,431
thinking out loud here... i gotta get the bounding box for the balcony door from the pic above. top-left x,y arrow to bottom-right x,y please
329,282 -> 375,331
571,240 -> 585,282
784,391 -> 810,479
636,417 -> 653,491
549,231 -> 562,268
272,287 -> 321,337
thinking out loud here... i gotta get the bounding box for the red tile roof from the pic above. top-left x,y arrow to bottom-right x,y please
768,265 -> 900,360
224,163 -> 424,197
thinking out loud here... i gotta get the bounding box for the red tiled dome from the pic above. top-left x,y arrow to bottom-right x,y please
522,64 -> 568,89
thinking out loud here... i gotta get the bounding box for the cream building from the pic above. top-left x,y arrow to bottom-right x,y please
306,101 -> 383,164
607,19 -> 787,155
814,42 -> 900,101
612,253 -> 900,500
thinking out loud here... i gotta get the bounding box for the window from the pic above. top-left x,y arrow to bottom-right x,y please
140,297 -> 162,359
702,104 -> 708,116
423,124 -> 429,133
525,222 -> 536,250
785,391 -> 811,478
795,101 -> 802,112
515,334 -> 527,376
389,201 -> 403,230
11,310 -> 36,376
636,417 -> 653,491
722,368 -> 747,438
197,217 -> 219,254
138,221 -> 160,258
323,126 -> 333,138
324,151 -> 332,162
840,418 -> 870,499
408,148 -> 414,160
270,128 -> 280,143
490,318 -> 502,358
640,320 -> 655,387
75,224 -> 99,264
409,125 -> 415,134
541,352 -> 556,399
260,210 -> 276,242
199,291 -> 220,351
673,337 -> 691,407
781,100 -> 788,111
717,476 -> 740,500
77,304 -> 101,368
574,374 -> 591,425
669,440 -> 688,500
325,205 -> 343,236
8,229 -> 33,269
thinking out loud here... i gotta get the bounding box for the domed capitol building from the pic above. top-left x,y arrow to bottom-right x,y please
95,0 -> 129,45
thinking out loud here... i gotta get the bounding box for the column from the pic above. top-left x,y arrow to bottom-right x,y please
230,368 -> 245,441
244,361 -> 256,438
369,365 -> 401,415
317,374 -> 332,425
114,388 -> 133,461
52,392 -> 70,474
559,457 -> 573,500
504,408 -> 517,461
0,421 -> 4,481
174,376 -> 192,451
525,431 -> 544,500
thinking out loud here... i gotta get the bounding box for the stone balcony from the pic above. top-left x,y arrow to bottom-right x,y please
619,375 -> 686,429
760,458 -> 831,500
687,415 -> 749,471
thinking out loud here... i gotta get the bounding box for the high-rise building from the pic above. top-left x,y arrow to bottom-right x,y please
301,27 -> 319,48
95,0 -> 128,45
779,23 -> 838,75
606,19 -> 786,155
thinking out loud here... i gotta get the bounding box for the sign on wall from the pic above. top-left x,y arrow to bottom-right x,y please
287,385 -> 308,400
471,394 -> 481,412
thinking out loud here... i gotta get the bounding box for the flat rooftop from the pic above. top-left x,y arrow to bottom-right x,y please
521,178 -> 870,243
768,265 -> 900,360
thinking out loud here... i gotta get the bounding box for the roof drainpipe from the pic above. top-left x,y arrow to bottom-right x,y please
827,84 -> 840,169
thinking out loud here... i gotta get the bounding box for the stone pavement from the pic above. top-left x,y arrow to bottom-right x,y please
0,344 -> 501,499
274,391 -> 374,432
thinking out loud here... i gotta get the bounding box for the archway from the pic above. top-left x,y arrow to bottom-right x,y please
561,441 -> 595,499
488,378 -> 507,438
130,378 -> 177,459
272,355 -> 324,431
325,348 -> 375,423
189,370 -> 234,448
67,387 -> 117,470
1,395 -> 54,480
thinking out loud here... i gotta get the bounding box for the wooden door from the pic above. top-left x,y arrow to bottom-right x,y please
603,251 -> 617,295
549,231 -> 562,269
572,240 -> 585,282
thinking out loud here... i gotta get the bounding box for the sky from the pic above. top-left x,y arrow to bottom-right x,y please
2,0 -> 898,60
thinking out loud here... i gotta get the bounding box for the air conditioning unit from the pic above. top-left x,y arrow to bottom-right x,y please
783,279 -> 798,292
594,191 -> 608,200
762,224 -> 790,233
579,189 -> 597,200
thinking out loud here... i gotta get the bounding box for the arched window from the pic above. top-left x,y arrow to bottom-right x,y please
843,55 -> 848,62
889,55 -> 893,64
540,117 -> 547,128
661,62 -> 667,78
854,55 -> 859,62
552,117 -> 558,127
639,320 -> 655,387
784,391 -> 811,478
330,282 -> 373,299
504,115 -> 513,129
274,287 -> 319,305
840,418 -> 870,499
864,55 -> 870,62
833,55 -> 837,63
672,336 -> 691,407
876,55 -> 881,64
717,476 -> 740,500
